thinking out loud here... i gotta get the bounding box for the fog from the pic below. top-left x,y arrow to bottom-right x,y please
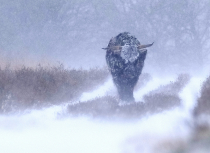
1,0 -> 210,72
1,0 -> 210,153
0,76 -> 204,153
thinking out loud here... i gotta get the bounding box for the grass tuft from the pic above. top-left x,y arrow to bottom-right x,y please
194,75 -> 210,116
0,64 -> 109,113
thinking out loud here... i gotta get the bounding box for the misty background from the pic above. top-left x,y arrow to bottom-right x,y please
0,0 -> 210,73
1,1 -> 210,153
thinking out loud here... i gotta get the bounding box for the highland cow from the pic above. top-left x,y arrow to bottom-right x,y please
103,32 -> 153,102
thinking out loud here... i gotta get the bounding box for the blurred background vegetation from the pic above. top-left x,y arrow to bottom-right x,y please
0,0 -> 210,73
0,65 -> 109,113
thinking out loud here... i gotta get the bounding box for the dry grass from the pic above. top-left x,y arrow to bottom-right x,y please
67,74 -> 190,119
67,93 -> 180,119
0,64 -> 109,113
144,74 -> 190,96
194,75 -> 210,116
67,76 -> 188,119
0,66 -> 191,118
142,74 -> 190,109
67,95 -> 180,119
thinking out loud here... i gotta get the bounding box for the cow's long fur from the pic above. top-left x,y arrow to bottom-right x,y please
105,32 -> 147,102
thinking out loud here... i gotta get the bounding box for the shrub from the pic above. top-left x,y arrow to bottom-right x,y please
0,64 -> 109,113
194,75 -> 210,116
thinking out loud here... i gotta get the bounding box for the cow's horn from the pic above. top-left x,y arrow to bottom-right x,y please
102,46 -> 122,50
137,42 -> 154,49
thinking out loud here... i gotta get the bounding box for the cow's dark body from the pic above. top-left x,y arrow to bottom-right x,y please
106,32 -> 147,101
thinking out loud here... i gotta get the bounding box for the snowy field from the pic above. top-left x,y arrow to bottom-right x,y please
0,74 -> 206,153
1,0 -> 210,152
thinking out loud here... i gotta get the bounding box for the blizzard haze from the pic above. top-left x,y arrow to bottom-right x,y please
0,0 -> 210,73
0,0 -> 210,153
0,75 -> 205,153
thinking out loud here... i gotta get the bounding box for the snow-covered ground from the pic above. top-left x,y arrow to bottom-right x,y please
0,75 -> 206,153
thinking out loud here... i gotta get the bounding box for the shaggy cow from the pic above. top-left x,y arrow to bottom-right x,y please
103,32 -> 153,102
